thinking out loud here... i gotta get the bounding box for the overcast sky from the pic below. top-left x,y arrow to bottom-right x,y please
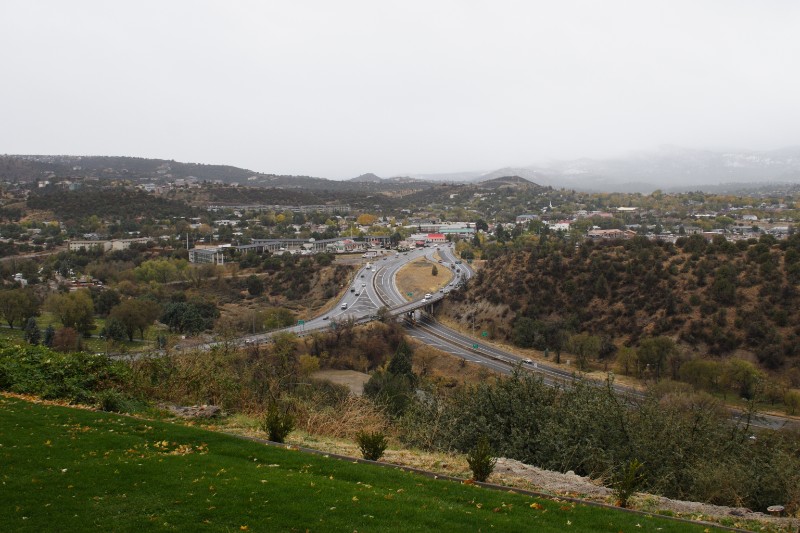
2,1 -> 799,179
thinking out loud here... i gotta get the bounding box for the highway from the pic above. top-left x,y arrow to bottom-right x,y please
191,243 -> 797,431
369,245 -> 796,431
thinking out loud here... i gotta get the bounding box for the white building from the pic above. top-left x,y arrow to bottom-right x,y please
189,247 -> 226,264
548,220 -> 572,232
68,237 -> 151,252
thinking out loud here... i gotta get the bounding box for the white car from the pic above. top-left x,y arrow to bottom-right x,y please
424,293 -> 432,299
341,303 -> 348,309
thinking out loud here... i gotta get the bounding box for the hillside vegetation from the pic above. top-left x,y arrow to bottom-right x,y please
27,186 -> 196,221
448,233 -> 800,395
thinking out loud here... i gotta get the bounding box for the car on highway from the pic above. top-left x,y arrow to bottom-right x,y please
341,303 -> 348,309
523,358 -> 534,365
322,316 -> 329,320
362,282 -> 366,287
424,293 -> 432,299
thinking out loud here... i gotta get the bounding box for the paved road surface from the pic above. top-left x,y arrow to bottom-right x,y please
180,243 -> 798,431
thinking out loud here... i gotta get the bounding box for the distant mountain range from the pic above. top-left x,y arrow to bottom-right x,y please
4,146 -> 800,193
410,146 -> 800,193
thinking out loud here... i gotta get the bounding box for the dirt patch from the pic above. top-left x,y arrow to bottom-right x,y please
311,369 -> 371,395
395,257 -> 453,301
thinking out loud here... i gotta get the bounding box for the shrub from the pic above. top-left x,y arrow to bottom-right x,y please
466,436 -> 497,482
0,341 -> 128,403
612,459 -> 646,508
96,389 -> 130,413
356,430 -> 388,461
261,404 -> 295,443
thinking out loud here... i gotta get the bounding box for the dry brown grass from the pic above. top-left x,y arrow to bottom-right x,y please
310,369 -> 370,395
395,257 -> 453,301
410,341 -> 494,386
222,412 -> 473,478
294,395 -> 388,439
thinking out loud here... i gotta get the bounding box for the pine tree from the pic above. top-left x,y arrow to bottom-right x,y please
23,317 -> 41,345
43,324 -> 55,347
387,340 -> 414,378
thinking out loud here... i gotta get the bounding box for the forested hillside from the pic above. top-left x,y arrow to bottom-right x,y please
27,187 -> 196,221
202,186 -> 336,206
449,233 -> 800,377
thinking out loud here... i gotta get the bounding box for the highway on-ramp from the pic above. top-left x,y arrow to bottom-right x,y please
187,243 -> 797,431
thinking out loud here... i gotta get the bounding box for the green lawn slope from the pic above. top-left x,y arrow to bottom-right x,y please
0,395 -> 726,532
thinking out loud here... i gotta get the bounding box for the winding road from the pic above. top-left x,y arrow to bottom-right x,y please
212,244 -> 797,431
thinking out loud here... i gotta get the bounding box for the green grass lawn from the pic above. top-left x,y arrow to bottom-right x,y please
0,311 -> 164,354
0,395 -> 727,532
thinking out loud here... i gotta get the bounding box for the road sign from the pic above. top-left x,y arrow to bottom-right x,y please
481,331 -> 488,337
472,343 -> 479,349
407,292 -> 413,297
297,320 -> 305,325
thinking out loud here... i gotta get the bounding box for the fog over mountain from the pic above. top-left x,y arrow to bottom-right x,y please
410,146 -> 800,193
8,146 -> 800,195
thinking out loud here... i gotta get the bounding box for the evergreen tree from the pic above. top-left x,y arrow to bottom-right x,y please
23,317 -> 41,345
43,324 -> 55,347
102,318 -> 127,342
387,340 -> 414,378
364,340 -> 417,416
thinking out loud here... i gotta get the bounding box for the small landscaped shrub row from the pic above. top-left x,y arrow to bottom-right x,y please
0,339 -> 129,404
